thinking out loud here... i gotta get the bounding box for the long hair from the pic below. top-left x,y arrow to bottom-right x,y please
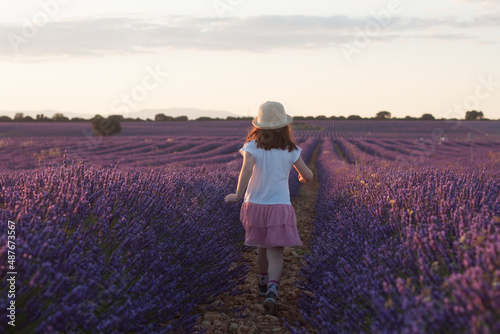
245,125 -> 298,152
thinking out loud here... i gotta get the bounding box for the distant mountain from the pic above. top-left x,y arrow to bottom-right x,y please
0,108 -> 244,120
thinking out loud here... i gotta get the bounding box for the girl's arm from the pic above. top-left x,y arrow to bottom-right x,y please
225,151 -> 255,203
293,156 -> 313,182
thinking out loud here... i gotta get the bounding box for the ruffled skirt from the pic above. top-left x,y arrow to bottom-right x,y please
240,202 -> 303,248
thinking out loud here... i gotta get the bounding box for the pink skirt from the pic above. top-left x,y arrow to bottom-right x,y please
240,202 -> 303,248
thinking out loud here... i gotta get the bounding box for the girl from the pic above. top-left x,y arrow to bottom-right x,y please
225,101 -> 313,315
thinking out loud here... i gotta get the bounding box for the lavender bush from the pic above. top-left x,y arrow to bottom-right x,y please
290,138 -> 500,333
0,160 -> 247,333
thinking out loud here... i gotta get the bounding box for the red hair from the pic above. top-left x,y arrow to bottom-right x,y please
245,125 -> 298,152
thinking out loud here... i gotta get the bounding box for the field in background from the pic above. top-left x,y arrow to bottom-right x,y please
1,119 -> 499,138
0,120 -> 499,171
0,120 -> 499,333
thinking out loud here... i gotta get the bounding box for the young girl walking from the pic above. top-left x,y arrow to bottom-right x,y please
225,101 -> 313,315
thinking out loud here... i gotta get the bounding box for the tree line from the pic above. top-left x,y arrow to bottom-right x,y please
0,113 -> 149,122
0,110 -> 495,122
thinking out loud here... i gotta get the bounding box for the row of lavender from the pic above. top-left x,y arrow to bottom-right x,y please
333,137 -> 500,170
3,134 -> 498,172
1,135 -> 314,171
0,160 -> 247,333
290,138 -> 500,333
297,120 -> 499,141
3,120 -> 498,141
0,136 -> 246,171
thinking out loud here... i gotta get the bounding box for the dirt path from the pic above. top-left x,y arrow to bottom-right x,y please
195,143 -> 321,333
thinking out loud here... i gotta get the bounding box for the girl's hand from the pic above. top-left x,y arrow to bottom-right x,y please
225,194 -> 240,203
299,175 -> 309,183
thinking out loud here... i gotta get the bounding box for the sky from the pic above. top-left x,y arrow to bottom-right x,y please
0,0 -> 499,119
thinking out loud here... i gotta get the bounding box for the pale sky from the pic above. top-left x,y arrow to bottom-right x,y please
1,0 -> 499,119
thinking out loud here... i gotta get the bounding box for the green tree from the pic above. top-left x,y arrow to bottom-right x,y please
91,115 -> 122,137
375,111 -> 391,120
14,112 -> 24,121
155,113 -> 170,121
465,110 -> 484,120
109,114 -> 124,121
421,113 -> 435,120
53,113 -> 69,122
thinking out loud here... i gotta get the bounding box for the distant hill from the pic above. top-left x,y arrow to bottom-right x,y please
0,108 -> 244,120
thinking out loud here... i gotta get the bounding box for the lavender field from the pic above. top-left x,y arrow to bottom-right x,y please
1,120 -> 499,171
1,120 -> 499,333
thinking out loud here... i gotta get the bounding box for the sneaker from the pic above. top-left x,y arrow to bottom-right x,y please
263,291 -> 278,315
258,283 -> 267,297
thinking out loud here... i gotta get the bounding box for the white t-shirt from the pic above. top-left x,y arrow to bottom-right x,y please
239,140 -> 302,205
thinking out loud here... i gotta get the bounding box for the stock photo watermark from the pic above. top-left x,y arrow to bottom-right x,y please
7,0 -> 73,54
111,65 -> 169,114
6,220 -> 17,327
444,74 -> 499,129
44,64 -> 169,168
340,0 -> 403,63
213,0 -> 243,17
398,73 -> 500,166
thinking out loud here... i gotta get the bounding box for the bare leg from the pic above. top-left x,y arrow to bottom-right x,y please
263,246 -> 284,314
266,247 -> 284,282
257,248 -> 268,274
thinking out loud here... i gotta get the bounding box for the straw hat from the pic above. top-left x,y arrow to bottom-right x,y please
252,101 -> 293,129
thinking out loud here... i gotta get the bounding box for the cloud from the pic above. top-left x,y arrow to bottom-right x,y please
0,14 -> 498,60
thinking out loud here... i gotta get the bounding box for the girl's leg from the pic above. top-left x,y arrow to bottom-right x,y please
266,247 -> 284,282
257,248 -> 269,296
257,248 -> 268,274
264,247 -> 284,314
